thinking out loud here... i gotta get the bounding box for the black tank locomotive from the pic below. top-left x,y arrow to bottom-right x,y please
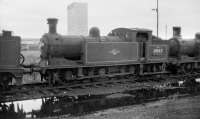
167,27 -> 200,73
38,18 -> 168,84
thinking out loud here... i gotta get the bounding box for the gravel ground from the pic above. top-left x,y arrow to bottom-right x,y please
36,95 -> 200,119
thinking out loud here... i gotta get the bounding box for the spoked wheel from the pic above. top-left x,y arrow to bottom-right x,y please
45,71 -> 60,86
45,71 -> 54,86
182,64 -> 194,74
0,73 -> 12,91
19,54 -> 25,65
64,70 -> 73,82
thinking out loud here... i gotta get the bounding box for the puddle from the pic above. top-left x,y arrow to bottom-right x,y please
0,99 -> 42,118
1,80 -> 200,119
195,78 -> 200,83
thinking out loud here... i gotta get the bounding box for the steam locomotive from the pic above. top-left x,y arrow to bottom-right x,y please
1,18 -> 200,89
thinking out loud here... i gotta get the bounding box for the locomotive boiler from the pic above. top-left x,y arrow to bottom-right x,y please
40,18 -> 122,62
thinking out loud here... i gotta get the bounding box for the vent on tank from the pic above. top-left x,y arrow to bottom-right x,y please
89,27 -> 100,37
195,32 -> 200,39
2,31 -> 12,40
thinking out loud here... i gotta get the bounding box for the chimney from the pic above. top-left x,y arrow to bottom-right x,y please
173,26 -> 181,38
47,18 -> 58,34
195,32 -> 200,39
2,31 -> 12,40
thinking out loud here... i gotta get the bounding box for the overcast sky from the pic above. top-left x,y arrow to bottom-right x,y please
0,0 -> 200,39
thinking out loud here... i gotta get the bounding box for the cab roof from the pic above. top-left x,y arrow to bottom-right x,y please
111,28 -> 152,32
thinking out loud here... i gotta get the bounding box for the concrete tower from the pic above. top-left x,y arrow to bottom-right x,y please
67,2 -> 88,35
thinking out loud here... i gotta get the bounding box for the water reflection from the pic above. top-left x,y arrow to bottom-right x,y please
1,80 -> 200,119
0,103 -> 26,119
5,99 -> 42,113
195,78 -> 200,83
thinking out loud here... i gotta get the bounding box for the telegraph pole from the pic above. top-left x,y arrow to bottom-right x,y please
156,0 -> 159,38
152,0 -> 159,38
165,24 -> 168,39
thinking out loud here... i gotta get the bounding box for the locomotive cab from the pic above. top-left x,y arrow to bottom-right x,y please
109,28 -> 152,61
136,32 -> 150,61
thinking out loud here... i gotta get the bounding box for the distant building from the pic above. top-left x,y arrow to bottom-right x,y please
21,38 -> 40,51
67,2 -> 88,35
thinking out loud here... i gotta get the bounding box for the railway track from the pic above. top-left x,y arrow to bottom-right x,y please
1,72 -> 200,103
